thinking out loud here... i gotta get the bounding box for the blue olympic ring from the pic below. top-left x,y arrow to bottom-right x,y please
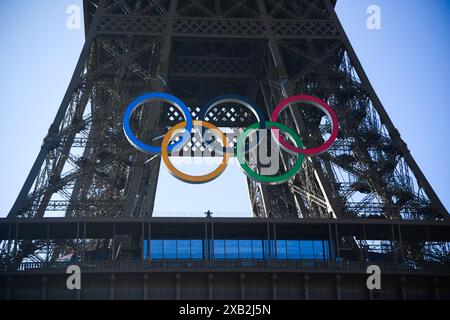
123,92 -> 193,154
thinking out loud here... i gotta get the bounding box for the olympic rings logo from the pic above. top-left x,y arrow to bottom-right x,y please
123,92 -> 339,185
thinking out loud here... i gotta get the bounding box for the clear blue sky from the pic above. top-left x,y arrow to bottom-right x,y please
0,0 -> 449,218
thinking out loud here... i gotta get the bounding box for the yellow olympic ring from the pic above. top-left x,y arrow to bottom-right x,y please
161,120 -> 230,184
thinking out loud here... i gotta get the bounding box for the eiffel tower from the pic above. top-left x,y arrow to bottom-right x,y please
0,0 -> 449,300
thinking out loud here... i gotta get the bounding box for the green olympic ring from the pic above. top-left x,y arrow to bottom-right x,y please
236,121 -> 305,185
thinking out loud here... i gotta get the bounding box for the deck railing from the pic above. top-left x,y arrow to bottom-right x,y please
3,259 -> 450,274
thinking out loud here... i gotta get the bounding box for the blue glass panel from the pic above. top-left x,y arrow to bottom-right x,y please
143,240 -> 148,259
191,240 -> 203,259
214,240 -> 225,259
150,240 -> 163,260
226,240 -> 239,259
264,240 -> 272,259
300,240 -> 314,260
145,239 -> 330,261
276,240 -> 287,259
239,240 -> 253,259
324,241 -> 330,260
178,240 -> 190,259
286,240 -> 300,260
252,240 -> 264,259
163,240 -> 177,259
313,241 -> 324,260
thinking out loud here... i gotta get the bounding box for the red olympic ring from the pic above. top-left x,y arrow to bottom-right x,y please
271,94 -> 339,156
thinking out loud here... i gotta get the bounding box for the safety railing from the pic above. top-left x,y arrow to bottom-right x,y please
4,259 -> 450,274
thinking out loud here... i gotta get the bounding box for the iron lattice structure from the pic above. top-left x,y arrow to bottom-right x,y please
1,0 -> 449,280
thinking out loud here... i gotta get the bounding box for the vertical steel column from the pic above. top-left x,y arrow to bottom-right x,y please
240,273 -> 246,300
147,222 -> 151,260
82,222 -> 86,264
400,276 -> 407,300
13,223 -> 18,263
110,274 -> 115,300
434,277 -> 440,300
335,275 -> 342,300
390,223 -> 399,267
41,276 -> 47,300
141,222 -> 145,259
176,273 -> 182,300
210,222 -> 214,260
208,274 -> 214,300
397,224 -> 405,264
304,274 -> 310,300
76,222 -> 80,261
368,288 -> 374,301
76,283 -> 81,301
141,0 -> 180,217
111,223 -> 116,260
266,222 -> 271,260
144,274 -> 149,300
6,277 -> 12,300
271,274 -> 278,300
255,1 -> 287,79
328,223 -> 336,261
256,0 -> 345,219
46,223 -> 50,263
335,224 -> 341,259
121,1 -> 177,217
205,222 -> 209,260
272,223 -> 277,258
362,224 -> 367,262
